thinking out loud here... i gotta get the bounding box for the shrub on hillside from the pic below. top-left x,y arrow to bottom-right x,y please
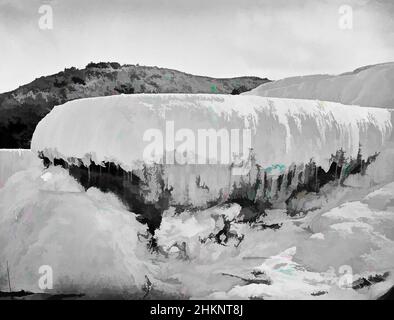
86,62 -> 121,69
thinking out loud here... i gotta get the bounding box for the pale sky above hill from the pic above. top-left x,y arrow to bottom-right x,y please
0,0 -> 393,92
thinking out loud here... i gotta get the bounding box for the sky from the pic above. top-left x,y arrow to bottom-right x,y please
0,0 -> 393,93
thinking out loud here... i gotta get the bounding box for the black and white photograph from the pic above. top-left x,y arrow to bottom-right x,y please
0,0 -> 394,306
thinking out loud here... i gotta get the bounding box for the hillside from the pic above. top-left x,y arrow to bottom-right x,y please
0,62 -> 270,148
244,62 -> 394,109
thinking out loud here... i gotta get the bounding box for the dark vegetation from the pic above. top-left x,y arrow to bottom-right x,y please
231,85 -> 249,95
0,107 -> 43,148
86,62 -> 121,69
71,76 -> 86,85
114,84 -> 135,94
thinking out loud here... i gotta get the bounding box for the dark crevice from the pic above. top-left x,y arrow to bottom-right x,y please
39,153 -> 171,234
285,148 -> 379,215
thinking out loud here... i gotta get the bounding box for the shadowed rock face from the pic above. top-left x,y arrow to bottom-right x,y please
0,62 -> 270,148
38,147 -> 378,232
40,156 -> 172,234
